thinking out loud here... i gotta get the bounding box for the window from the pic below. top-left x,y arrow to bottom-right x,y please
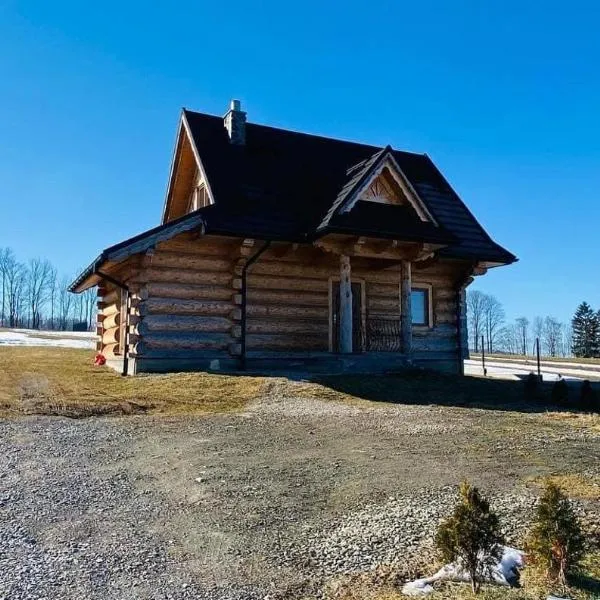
411,287 -> 431,326
187,184 -> 210,212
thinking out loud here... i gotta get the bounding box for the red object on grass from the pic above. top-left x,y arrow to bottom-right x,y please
94,353 -> 106,366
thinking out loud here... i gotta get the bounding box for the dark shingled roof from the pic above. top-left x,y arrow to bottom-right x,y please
70,109 -> 516,291
183,110 -> 516,264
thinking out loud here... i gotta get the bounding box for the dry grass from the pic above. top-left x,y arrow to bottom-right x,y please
528,473 -> 600,500
0,347 -> 266,417
545,411 -> 600,433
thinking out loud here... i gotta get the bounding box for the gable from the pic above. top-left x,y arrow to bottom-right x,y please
358,168 -> 409,206
162,115 -> 214,223
339,153 -> 437,225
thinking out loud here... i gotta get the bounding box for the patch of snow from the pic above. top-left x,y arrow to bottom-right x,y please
401,546 -> 524,596
0,329 -> 95,349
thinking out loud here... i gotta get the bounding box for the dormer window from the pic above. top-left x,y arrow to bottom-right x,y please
188,183 -> 209,212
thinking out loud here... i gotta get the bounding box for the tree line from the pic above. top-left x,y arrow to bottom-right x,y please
467,290 -> 573,358
0,247 -> 95,331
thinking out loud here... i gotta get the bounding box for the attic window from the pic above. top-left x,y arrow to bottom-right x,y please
188,184 -> 209,212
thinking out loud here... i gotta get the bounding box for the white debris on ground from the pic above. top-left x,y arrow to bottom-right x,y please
0,328 -> 95,349
401,546 -> 524,596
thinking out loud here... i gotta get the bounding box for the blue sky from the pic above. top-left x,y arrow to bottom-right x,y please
1,0 -> 599,325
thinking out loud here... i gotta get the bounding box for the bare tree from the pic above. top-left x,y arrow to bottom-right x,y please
4,254 -> 26,327
561,325 -> 573,358
57,277 -> 73,330
532,316 -> 544,352
515,317 -> 529,356
47,266 -> 58,329
498,324 -> 519,354
467,290 -> 487,352
482,295 -> 505,353
543,317 -> 563,358
26,258 -> 53,329
83,287 -> 97,330
0,247 -> 10,327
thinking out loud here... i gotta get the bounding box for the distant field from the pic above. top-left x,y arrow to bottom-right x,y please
471,352 -> 600,367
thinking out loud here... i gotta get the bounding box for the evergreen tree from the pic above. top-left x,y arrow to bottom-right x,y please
525,482 -> 585,586
435,481 -> 503,593
571,302 -> 599,358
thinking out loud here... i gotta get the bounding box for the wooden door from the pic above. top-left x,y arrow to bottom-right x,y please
331,281 -> 363,352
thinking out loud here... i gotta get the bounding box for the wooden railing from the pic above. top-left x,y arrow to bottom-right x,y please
361,317 -> 403,352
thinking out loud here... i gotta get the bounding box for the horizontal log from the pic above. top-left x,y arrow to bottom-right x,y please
136,332 -> 231,351
436,312 -> 458,325
411,275 -> 458,286
246,289 -> 329,307
137,315 -> 231,334
367,283 -> 400,297
140,297 -> 234,317
432,288 -> 458,300
245,275 -> 328,293
100,289 -> 120,305
413,338 -> 457,352
102,342 -> 120,356
243,261 -> 337,280
97,301 -> 120,317
102,327 -> 120,345
367,297 -> 400,313
145,282 -> 233,302
434,300 -> 456,314
413,324 -> 457,338
144,267 -> 232,287
129,350 -> 233,362
261,245 -> 331,265
247,304 -> 328,321
148,252 -> 232,272
246,319 -> 329,335
246,333 -> 328,351
158,237 -> 239,256
102,312 -> 121,330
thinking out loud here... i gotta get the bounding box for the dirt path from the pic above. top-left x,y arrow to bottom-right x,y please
1,389 -> 599,599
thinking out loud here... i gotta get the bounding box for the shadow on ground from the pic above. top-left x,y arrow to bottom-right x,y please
308,370 -> 600,415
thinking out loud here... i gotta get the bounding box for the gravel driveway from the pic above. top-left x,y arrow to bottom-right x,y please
1,381 -> 599,599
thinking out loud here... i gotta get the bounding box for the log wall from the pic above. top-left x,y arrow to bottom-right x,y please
97,284 -> 122,357
245,246 -> 335,354
130,236 -> 240,365
117,233 -> 471,374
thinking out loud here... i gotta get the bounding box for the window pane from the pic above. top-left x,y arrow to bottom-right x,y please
411,289 -> 428,325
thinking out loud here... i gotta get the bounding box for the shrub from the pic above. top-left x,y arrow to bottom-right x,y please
524,372 -> 540,402
551,377 -> 569,406
579,380 -> 599,413
525,481 -> 585,586
435,481 -> 503,593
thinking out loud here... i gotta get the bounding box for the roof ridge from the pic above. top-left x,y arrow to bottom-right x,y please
182,108 -> 427,158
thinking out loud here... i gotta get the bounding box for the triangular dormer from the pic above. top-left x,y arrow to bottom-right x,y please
318,146 -> 437,231
342,151 -> 436,223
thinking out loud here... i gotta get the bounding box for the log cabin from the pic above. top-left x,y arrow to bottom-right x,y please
70,100 -> 516,375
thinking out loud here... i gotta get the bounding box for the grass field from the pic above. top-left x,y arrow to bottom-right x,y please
0,347 -> 266,416
1,346 -> 594,418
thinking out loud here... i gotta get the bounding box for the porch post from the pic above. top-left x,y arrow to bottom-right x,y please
339,254 -> 353,353
400,260 -> 413,358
